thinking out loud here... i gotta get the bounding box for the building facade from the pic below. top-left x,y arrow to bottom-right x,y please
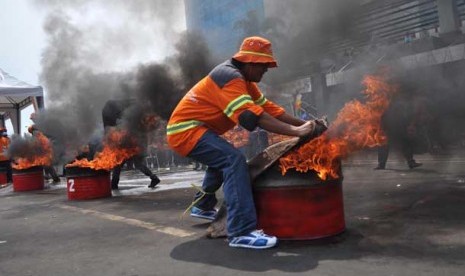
184,0 -> 265,61
184,0 -> 465,126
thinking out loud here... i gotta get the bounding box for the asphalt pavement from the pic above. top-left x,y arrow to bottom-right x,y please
1,149 -> 464,276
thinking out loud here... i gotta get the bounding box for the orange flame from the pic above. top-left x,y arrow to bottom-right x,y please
12,132 -> 53,170
279,74 -> 397,180
67,128 -> 140,171
222,126 -> 249,148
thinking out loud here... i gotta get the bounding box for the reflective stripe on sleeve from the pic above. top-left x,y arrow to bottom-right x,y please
224,95 -> 253,118
254,94 -> 267,106
166,120 -> 202,135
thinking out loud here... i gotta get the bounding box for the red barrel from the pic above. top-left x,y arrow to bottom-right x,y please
253,164 -> 345,240
0,168 -> 8,185
0,172 -> 7,185
12,166 -> 44,192
66,167 -> 111,200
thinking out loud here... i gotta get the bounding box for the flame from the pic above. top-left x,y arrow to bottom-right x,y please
279,74 -> 397,180
67,128 -> 140,171
222,126 -> 249,148
12,132 -> 53,170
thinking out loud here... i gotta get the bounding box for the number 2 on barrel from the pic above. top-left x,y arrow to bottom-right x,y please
68,179 -> 75,192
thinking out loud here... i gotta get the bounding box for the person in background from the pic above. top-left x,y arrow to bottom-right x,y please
28,114 -> 61,183
102,99 -> 160,190
193,159 -> 207,171
375,89 -> 424,170
166,36 -> 320,249
0,128 -> 12,183
153,125 -> 173,169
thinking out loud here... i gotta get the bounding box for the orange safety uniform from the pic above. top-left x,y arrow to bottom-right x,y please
167,60 -> 284,156
0,136 -> 10,161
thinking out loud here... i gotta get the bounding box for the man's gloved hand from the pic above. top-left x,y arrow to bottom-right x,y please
298,116 -> 329,145
313,116 -> 328,137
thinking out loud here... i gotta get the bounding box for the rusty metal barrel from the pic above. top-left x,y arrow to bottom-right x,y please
253,162 -> 345,240
65,167 -> 111,200
0,166 -> 8,185
12,166 -> 45,192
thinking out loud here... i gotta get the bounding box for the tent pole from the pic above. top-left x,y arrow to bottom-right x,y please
16,104 -> 20,135
36,96 -> 44,109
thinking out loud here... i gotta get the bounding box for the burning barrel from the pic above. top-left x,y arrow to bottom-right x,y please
65,167 -> 111,200
12,166 -> 45,192
253,162 -> 345,240
0,166 -> 8,185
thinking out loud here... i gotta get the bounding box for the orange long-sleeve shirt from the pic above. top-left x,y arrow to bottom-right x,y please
167,60 -> 284,156
0,136 -> 10,161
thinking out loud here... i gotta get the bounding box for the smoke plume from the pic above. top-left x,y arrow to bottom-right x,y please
22,0 -> 212,164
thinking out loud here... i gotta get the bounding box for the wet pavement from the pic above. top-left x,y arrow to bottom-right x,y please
1,150 -> 465,276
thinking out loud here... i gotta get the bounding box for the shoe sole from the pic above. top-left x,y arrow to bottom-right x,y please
190,213 -> 216,221
228,241 -> 277,249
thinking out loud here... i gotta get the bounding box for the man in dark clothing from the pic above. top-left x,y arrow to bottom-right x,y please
102,99 -> 160,190
28,114 -> 61,183
193,159 -> 207,171
375,92 -> 423,170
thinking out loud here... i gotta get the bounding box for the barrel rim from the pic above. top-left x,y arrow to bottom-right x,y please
65,167 -> 110,177
253,177 -> 343,189
12,166 -> 44,174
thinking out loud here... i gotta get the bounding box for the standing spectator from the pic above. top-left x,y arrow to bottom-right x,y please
28,114 -> 61,183
0,128 -> 12,182
193,159 -> 207,171
375,90 -> 424,170
102,99 -> 160,190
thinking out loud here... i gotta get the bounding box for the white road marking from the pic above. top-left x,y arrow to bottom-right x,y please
0,241 -> 6,244
56,204 -> 195,238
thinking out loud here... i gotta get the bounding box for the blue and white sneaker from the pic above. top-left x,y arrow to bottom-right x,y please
190,206 -> 217,221
228,230 -> 277,249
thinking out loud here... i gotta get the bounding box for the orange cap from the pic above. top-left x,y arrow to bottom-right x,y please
232,36 -> 278,68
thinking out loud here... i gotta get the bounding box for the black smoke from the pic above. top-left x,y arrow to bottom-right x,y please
136,31 -> 214,121
7,134 -> 50,163
253,0 -> 364,82
24,1 -> 212,163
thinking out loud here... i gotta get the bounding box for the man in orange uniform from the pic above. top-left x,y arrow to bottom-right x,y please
167,36 -> 316,249
0,128 -> 12,183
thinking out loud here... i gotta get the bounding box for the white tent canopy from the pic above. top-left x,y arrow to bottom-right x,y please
0,68 -> 44,134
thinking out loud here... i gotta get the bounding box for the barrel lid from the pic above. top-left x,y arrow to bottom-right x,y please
12,166 -> 44,174
65,167 -> 110,177
253,163 -> 342,189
